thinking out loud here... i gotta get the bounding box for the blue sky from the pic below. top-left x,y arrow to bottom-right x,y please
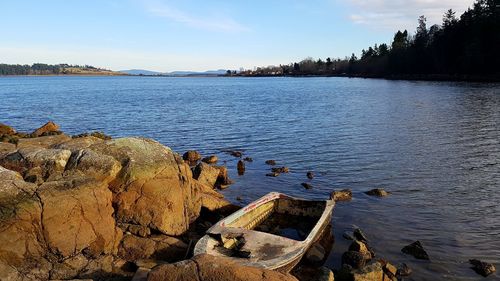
0,0 -> 472,72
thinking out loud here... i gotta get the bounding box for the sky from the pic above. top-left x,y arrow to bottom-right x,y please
0,0 -> 473,72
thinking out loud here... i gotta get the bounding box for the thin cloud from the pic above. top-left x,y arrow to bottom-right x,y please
340,0 -> 472,30
142,0 -> 250,33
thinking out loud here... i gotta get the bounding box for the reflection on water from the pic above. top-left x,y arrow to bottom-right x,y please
0,76 -> 499,280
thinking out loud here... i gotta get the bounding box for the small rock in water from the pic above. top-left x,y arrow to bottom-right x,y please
469,259 -> 496,277
243,157 -> 253,162
330,189 -> 352,202
201,155 -> 218,164
266,172 -> 279,177
183,150 -> 201,166
306,171 -> 314,179
31,121 -> 61,137
237,160 -> 245,175
301,183 -> 313,189
365,188 -> 390,197
341,251 -> 367,269
272,166 -> 289,173
265,160 -> 276,165
401,241 -> 430,260
353,228 -> 368,242
236,196 -> 243,201
229,151 -> 243,158
397,263 -> 412,277
343,231 -> 354,240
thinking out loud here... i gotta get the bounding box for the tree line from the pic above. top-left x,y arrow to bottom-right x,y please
236,0 -> 500,80
0,63 -> 101,75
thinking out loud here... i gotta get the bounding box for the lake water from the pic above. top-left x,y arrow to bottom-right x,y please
1,76 -> 499,280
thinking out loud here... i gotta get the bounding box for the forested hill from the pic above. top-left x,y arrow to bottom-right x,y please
0,63 -> 124,76
237,0 -> 500,81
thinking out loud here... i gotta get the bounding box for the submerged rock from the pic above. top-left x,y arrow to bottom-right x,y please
365,188 -> 390,197
265,160 -> 276,165
237,160 -> 245,175
272,166 -> 289,173
229,150 -> 243,158
401,241 -> 430,260
266,172 -> 280,177
342,231 -> 354,240
330,189 -> 352,202
243,157 -> 253,162
301,183 -> 313,189
306,171 -> 314,179
469,259 -> 496,277
201,155 -> 218,164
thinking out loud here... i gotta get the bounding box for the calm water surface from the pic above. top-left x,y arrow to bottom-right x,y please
1,76 -> 499,280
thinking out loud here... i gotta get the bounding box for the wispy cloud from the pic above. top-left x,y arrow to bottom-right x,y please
339,0 -> 472,30
142,0 -> 250,33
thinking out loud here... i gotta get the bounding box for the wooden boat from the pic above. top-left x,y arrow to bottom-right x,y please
194,192 -> 334,272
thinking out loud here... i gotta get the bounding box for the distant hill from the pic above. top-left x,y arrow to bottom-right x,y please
165,69 -> 228,76
0,63 -> 125,76
119,69 -> 163,76
121,69 -> 229,76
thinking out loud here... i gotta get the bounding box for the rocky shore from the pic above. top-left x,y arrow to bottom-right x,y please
0,122 -> 496,280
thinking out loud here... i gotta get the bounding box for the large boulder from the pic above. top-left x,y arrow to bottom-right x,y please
90,138 -> 202,236
37,178 -> 122,257
147,254 -> 298,281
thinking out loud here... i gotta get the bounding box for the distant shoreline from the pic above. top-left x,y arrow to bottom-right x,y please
2,73 -> 499,82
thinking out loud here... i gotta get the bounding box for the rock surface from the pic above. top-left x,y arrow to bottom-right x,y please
118,234 -> 187,262
147,254 -> 299,281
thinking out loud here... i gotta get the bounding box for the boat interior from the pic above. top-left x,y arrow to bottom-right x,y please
205,196 -> 328,259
